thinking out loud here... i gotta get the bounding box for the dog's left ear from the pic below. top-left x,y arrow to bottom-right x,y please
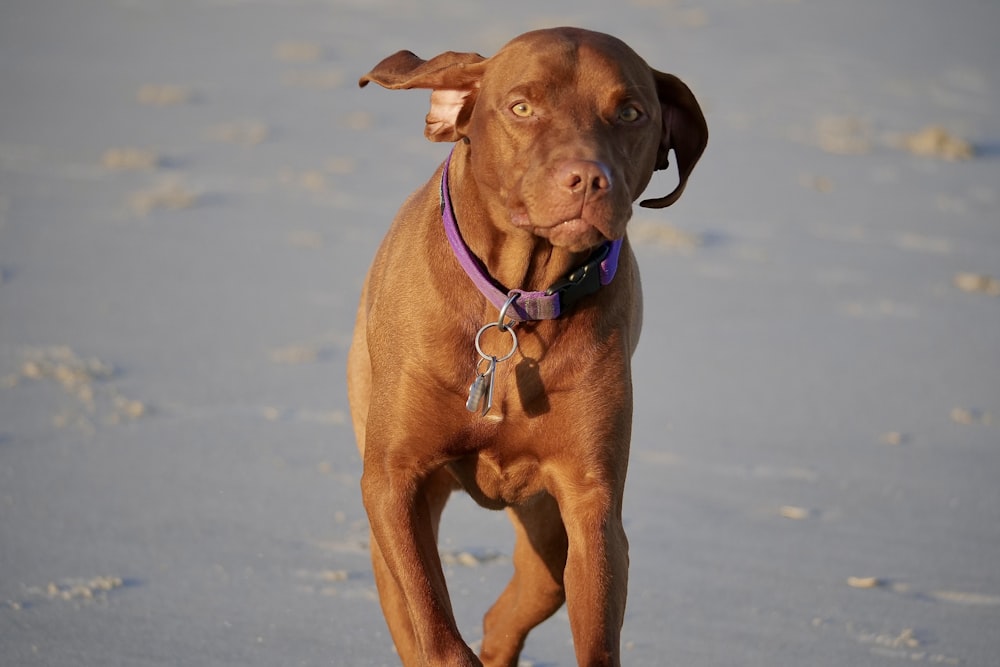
359,50 -> 487,142
639,71 -> 708,208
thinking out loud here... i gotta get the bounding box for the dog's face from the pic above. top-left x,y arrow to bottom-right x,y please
464,29 -> 663,251
359,27 -> 707,253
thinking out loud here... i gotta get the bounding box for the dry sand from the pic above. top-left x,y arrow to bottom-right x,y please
1,1 -> 998,665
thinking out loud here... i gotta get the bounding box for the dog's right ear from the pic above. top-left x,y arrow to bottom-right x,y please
359,50 -> 487,142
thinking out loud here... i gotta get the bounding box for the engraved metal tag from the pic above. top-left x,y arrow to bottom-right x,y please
466,373 -> 489,413
465,357 -> 497,414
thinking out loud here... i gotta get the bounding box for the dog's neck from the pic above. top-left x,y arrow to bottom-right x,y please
446,143 -> 594,295
441,144 -> 622,322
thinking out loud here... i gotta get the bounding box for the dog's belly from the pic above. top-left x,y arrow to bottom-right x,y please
446,450 -> 547,510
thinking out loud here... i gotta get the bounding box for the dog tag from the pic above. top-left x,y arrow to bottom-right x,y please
466,357 -> 496,414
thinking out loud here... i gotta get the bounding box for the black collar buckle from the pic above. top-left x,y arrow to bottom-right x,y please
544,243 -> 612,311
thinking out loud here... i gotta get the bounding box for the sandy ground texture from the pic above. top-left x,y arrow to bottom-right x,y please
1,1 -> 998,665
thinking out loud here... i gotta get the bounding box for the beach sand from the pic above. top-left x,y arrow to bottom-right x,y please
1,1 -> 998,665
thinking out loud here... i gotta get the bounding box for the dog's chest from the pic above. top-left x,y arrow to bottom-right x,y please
446,448 -> 545,509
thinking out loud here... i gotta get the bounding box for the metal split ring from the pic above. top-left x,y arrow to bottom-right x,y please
474,321 -> 519,363
497,293 -> 519,331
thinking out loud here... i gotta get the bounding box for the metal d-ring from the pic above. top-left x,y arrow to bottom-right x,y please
474,321 -> 519,363
497,293 -> 519,331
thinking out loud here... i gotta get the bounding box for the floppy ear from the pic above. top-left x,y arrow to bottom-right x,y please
359,50 -> 487,142
639,71 -> 708,208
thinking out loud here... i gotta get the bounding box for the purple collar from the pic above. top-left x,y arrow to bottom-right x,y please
440,149 -> 622,322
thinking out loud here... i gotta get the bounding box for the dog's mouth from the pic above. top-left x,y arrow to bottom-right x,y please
509,207 -> 623,252
533,218 -> 606,249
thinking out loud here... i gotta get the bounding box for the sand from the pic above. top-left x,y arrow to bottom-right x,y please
1,1 -> 998,665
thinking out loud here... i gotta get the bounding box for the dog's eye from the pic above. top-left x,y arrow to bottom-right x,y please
618,105 -> 642,123
511,102 -> 534,118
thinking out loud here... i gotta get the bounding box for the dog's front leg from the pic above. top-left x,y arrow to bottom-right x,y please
361,459 -> 480,666
553,470 -> 629,667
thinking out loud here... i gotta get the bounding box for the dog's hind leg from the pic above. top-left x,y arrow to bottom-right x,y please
480,493 -> 568,667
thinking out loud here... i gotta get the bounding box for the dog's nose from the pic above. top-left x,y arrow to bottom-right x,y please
557,160 -> 612,197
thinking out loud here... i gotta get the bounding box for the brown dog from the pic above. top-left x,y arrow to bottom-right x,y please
348,27 -> 707,666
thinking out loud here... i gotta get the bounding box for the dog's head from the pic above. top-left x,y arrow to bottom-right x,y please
360,27 -> 707,252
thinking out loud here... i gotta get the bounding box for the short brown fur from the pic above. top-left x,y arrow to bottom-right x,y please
349,27 -> 707,666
